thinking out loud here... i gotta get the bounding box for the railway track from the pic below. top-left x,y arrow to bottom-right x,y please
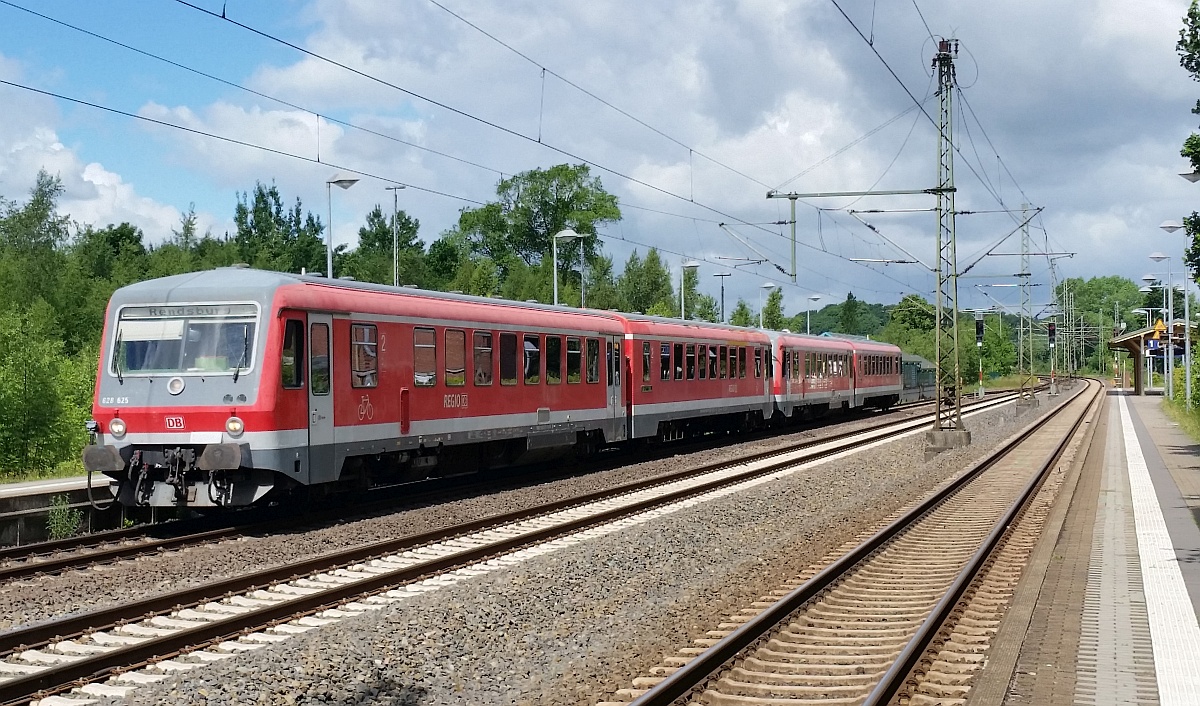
605,378 -> 1099,706
0,390 -> 997,583
0,391 -> 1026,705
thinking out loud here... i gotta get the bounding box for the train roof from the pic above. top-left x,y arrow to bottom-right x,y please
766,330 -> 857,351
616,313 -> 771,342
819,332 -> 902,354
109,267 -> 627,331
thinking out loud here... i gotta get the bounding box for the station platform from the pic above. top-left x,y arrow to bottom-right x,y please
0,475 -> 116,546
0,475 -> 92,501
975,389 -> 1200,705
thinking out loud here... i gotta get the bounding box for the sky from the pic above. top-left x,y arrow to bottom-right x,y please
0,0 -> 1197,318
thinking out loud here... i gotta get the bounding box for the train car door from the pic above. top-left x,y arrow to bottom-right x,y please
308,314 -> 336,483
608,336 -> 626,441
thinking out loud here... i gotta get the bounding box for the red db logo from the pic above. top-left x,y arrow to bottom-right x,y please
165,416 -> 185,430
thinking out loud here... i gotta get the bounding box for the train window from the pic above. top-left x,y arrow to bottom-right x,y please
499,332 -> 518,385
413,327 -> 436,386
351,324 -> 378,388
606,342 -> 612,386
673,343 -> 684,380
546,336 -> 562,384
783,351 -> 791,381
567,338 -> 582,383
685,344 -> 696,380
523,334 -> 541,384
765,346 -> 773,379
310,322 -> 330,394
698,345 -> 707,379
708,345 -> 718,378
473,332 -> 493,386
586,338 -> 601,383
660,343 -> 671,381
609,340 -> 620,386
754,348 -> 762,378
445,329 -> 466,387
719,346 -> 727,379
739,347 -> 747,379
282,319 -> 304,389
642,342 -> 652,383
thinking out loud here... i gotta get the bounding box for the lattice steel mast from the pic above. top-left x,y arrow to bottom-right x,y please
932,38 -> 964,433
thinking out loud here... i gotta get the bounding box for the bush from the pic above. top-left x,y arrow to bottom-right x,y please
46,494 -> 82,540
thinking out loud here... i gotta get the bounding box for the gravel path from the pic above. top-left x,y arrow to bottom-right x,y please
0,406 -> 927,630
103,394 -> 1060,706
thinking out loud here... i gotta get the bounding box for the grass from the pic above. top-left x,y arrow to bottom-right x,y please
1161,398 -> 1200,443
983,374 -> 1039,389
1,459 -> 88,485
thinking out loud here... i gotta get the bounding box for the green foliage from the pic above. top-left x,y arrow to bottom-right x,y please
836,292 -> 864,334
233,182 -> 326,273
889,294 -> 936,331
692,293 -> 720,323
762,288 -> 786,330
46,494 -> 82,540
583,255 -> 621,311
729,299 -> 753,327
451,164 -> 620,282
981,319 -> 1017,376
617,248 -> 674,314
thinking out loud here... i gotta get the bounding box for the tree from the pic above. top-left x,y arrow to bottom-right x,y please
762,288 -> 786,330
583,255 -> 621,311
232,182 -> 326,274
837,292 -> 864,334
1178,4 -> 1200,282
0,171 -> 70,315
890,294 -> 936,331
617,249 -> 673,314
453,164 -> 620,282
0,300 -> 89,475
730,299 -> 754,327
981,318 -> 1016,376
693,293 -> 720,323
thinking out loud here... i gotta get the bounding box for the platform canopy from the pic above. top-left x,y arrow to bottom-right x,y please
1109,320 -> 1194,395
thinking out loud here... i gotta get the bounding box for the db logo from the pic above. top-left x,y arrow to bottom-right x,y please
165,416 -> 185,430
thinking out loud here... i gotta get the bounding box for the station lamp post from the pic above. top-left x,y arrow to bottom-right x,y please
806,294 -> 821,334
326,174 -> 359,278
713,272 -> 731,323
680,260 -> 701,319
1160,221 -> 1193,409
552,229 -> 580,306
385,185 -> 405,287
758,282 -> 776,329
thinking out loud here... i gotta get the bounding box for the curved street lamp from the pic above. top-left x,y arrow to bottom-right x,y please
806,294 -> 821,334
680,260 -> 700,319
552,229 -> 580,305
759,282 -> 777,328
326,174 -> 359,278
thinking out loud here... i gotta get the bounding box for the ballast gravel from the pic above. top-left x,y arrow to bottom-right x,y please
94,392 -> 1062,706
0,404 -> 929,630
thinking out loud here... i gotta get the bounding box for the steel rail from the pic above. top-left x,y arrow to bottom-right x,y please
862,379 -> 1102,705
629,380 -> 1091,706
0,394 -> 1019,704
0,390 -> 1016,580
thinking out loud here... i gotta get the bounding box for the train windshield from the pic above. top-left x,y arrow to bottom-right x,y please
110,304 -> 259,376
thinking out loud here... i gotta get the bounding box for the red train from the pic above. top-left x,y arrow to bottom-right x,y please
82,267 -> 902,508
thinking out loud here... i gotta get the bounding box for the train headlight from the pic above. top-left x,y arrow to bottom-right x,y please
167,377 -> 186,395
225,416 -> 245,437
109,418 -> 127,438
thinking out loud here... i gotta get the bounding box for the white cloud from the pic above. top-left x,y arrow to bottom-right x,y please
0,54 -> 223,244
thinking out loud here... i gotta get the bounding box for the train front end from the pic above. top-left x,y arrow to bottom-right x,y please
83,268 -> 289,508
